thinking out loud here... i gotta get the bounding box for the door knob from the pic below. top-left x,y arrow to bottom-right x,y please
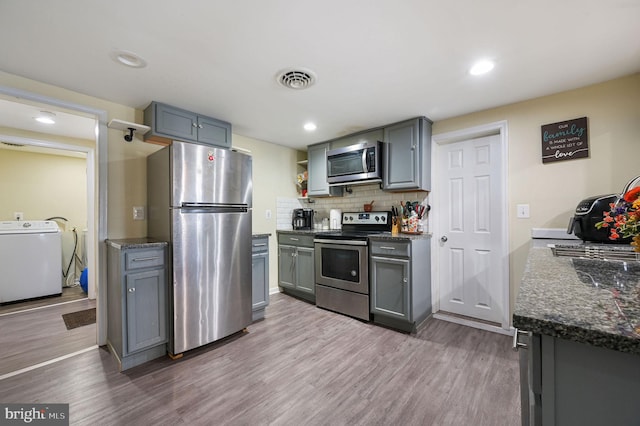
440,236 -> 448,242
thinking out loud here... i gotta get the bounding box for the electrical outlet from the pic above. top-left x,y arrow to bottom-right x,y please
265,209 -> 272,220
516,204 -> 530,219
14,211 -> 24,221
133,206 -> 145,221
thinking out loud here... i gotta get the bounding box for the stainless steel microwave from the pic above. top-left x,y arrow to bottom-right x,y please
326,141 -> 382,185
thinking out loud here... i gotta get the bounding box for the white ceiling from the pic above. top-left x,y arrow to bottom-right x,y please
0,0 -> 638,149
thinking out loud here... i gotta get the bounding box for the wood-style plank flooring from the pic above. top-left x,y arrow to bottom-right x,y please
0,297 -> 96,375
0,293 -> 520,425
0,286 -> 87,315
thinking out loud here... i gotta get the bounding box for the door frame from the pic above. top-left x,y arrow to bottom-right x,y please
431,120 -> 511,334
0,85 -> 108,345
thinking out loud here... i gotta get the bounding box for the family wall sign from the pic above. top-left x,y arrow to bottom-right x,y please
541,117 -> 589,164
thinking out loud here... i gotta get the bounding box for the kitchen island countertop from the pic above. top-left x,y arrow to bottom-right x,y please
513,240 -> 640,355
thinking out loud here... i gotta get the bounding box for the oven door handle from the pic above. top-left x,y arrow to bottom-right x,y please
314,239 -> 368,246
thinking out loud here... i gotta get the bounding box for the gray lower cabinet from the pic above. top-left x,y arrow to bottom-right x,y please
369,237 -> 431,332
383,117 -> 432,191
522,333 -> 640,425
106,241 -> 168,371
277,233 -> 315,302
144,101 -> 232,148
252,236 -> 270,321
307,142 -> 342,197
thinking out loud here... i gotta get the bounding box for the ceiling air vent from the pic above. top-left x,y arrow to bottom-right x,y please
277,68 -> 317,90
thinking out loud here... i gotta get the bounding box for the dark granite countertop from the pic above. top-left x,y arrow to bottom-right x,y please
276,229 -> 431,240
513,241 -> 640,355
105,238 -> 168,249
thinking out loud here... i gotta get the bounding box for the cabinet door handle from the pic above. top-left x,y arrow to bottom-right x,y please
128,288 -> 136,293
198,124 -> 203,129
402,278 -> 407,283
379,246 -> 396,250
192,122 -> 198,128
289,237 -> 299,241
253,243 -> 267,247
512,328 -> 528,351
132,256 -> 160,262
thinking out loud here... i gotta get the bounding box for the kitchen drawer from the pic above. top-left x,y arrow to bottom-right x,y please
252,237 -> 269,253
125,249 -> 165,270
369,240 -> 411,258
278,233 -> 315,248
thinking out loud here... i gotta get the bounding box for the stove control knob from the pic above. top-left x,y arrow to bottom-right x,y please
374,216 -> 380,221
380,216 -> 386,222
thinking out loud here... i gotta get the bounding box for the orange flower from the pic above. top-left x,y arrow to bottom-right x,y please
623,187 -> 640,203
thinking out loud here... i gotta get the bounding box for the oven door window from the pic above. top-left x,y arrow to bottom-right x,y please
321,246 -> 360,282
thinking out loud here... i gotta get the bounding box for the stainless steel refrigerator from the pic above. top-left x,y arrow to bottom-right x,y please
147,141 -> 252,355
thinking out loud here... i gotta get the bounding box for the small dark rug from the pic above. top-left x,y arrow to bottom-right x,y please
62,308 -> 96,330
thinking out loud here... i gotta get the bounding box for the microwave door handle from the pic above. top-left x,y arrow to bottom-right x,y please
362,148 -> 368,172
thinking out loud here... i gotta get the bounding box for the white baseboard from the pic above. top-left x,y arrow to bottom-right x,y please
433,312 -> 514,336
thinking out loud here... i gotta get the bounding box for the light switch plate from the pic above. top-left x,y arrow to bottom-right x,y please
133,206 -> 145,221
516,204 -> 530,218
265,209 -> 272,220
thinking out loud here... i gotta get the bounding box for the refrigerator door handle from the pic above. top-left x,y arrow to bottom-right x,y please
181,202 -> 248,209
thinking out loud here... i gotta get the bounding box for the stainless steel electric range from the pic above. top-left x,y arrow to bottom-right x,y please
314,211 -> 391,320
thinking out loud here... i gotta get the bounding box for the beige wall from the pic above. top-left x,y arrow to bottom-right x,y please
0,148 -> 88,280
0,148 -> 87,225
0,70 -> 300,292
232,135 -> 299,289
433,73 -> 640,311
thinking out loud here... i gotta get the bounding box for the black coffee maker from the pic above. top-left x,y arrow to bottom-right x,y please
292,208 -> 314,230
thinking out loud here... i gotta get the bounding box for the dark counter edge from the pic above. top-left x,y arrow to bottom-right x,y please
105,238 -> 168,250
277,229 -> 432,241
513,311 -> 640,356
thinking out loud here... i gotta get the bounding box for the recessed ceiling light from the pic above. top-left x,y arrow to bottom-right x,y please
304,122 -> 317,131
110,49 -> 147,68
469,60 -> 495,76
34,111 -> 56,124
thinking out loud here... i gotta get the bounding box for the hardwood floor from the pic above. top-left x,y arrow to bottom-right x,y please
0,293 -> 520,425
0,297 -> 96,375
0,286 -> 87,315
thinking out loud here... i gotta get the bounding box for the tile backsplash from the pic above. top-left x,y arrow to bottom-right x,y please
276,184 -> 429,229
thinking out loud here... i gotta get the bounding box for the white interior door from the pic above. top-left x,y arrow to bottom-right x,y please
437,134 -> 505,324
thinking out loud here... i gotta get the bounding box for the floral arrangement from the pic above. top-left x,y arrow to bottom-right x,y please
296,171 -> 308,196
595,187 -> 640,250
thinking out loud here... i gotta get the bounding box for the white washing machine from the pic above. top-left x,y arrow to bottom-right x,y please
0,220 -> 62,303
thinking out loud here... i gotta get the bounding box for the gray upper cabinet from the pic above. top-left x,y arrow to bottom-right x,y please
144,101 -> 232,148
307,142 -> 342,197
383,117 -> 432,191
328,128 -> 384,150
